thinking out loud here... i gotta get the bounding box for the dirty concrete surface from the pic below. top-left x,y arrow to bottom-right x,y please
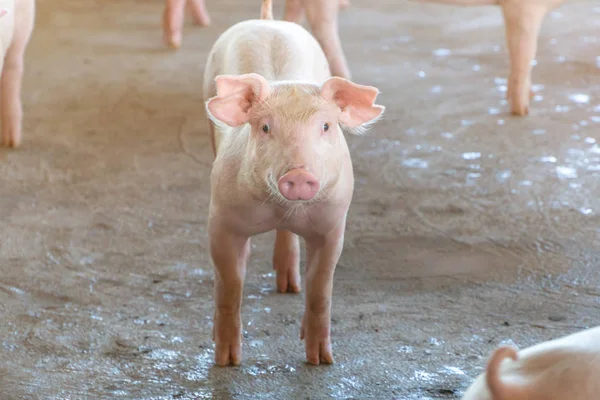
1,0 -> 600,398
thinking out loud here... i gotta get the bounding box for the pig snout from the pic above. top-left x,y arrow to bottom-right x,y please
277,169 -> 320,201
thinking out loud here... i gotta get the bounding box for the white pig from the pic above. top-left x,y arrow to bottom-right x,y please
417,0 -> 567,116
202,0 -> 384,366
0,0 -> 35,147
462,325 -> 600,400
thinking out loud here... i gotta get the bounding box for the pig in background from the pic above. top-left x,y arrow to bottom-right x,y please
0,0 -> 35,148
418,0 -> 568,116
202,0 -> 384,366
162,0 -> 352,79
280,0 -> 351,79
462,325 -> 600,400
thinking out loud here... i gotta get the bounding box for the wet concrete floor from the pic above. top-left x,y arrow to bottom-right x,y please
1,0 -> 600,398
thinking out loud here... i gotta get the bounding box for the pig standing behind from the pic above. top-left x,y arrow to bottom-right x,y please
282,0 -> 352,79
417,0 -> 567,116
162,0 -> 352,79
203,0 -> 384,366
0,0 -> 35,147
462,326 -> 600,400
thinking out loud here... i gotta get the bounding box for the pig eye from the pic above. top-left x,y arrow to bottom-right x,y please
323,123 -> 330,132
261,124 -> 270,134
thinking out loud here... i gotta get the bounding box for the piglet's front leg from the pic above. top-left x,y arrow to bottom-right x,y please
209,221 -> 250,366
502,1 -> 549,116
301,222 -> 346,365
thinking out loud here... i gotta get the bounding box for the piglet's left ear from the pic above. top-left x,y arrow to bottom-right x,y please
320,77 -> 385,128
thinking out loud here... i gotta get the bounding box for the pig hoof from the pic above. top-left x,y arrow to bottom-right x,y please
213,314 -> 242,366
278,281 -> 301,294
274,261 -> 301,293
214,339 -> 242,366
273,231 -> 301,293
506,94 -> 531,116
512,107 -> 529,117
166,33 -> 182,49
192,14 -> 211,27
2,133 -> 20,148
286,283 -> 301,293
301,320 -> 334,365
304,339 -> 335,366
275,274 -> 301,293
510,100 -> 530,116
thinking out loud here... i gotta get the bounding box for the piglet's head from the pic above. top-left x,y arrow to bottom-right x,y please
206,73 -> 384,204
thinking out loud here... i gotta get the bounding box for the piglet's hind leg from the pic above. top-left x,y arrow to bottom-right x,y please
273,229 -> 301,293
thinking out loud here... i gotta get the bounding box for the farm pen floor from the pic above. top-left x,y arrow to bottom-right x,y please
1,0 -> 599,398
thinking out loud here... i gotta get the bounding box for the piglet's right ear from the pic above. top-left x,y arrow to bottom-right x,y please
206,73 -> 270,127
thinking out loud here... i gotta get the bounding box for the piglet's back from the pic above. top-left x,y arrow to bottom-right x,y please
203,19 -> 330,100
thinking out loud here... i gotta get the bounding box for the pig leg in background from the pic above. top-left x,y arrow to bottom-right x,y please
2,0 -> 35,148
283,0 -> 304,24
283,0 -> 353,78
284,0 -> 351,24
187,0 -> 211,26
502,2 -> 548,116
163,0 -> 210,49
209,223 -> 250,366
273,229 -> 301,293
304,0 -> 351,79
301,222 -> 346,365
163,0 -> 186,49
